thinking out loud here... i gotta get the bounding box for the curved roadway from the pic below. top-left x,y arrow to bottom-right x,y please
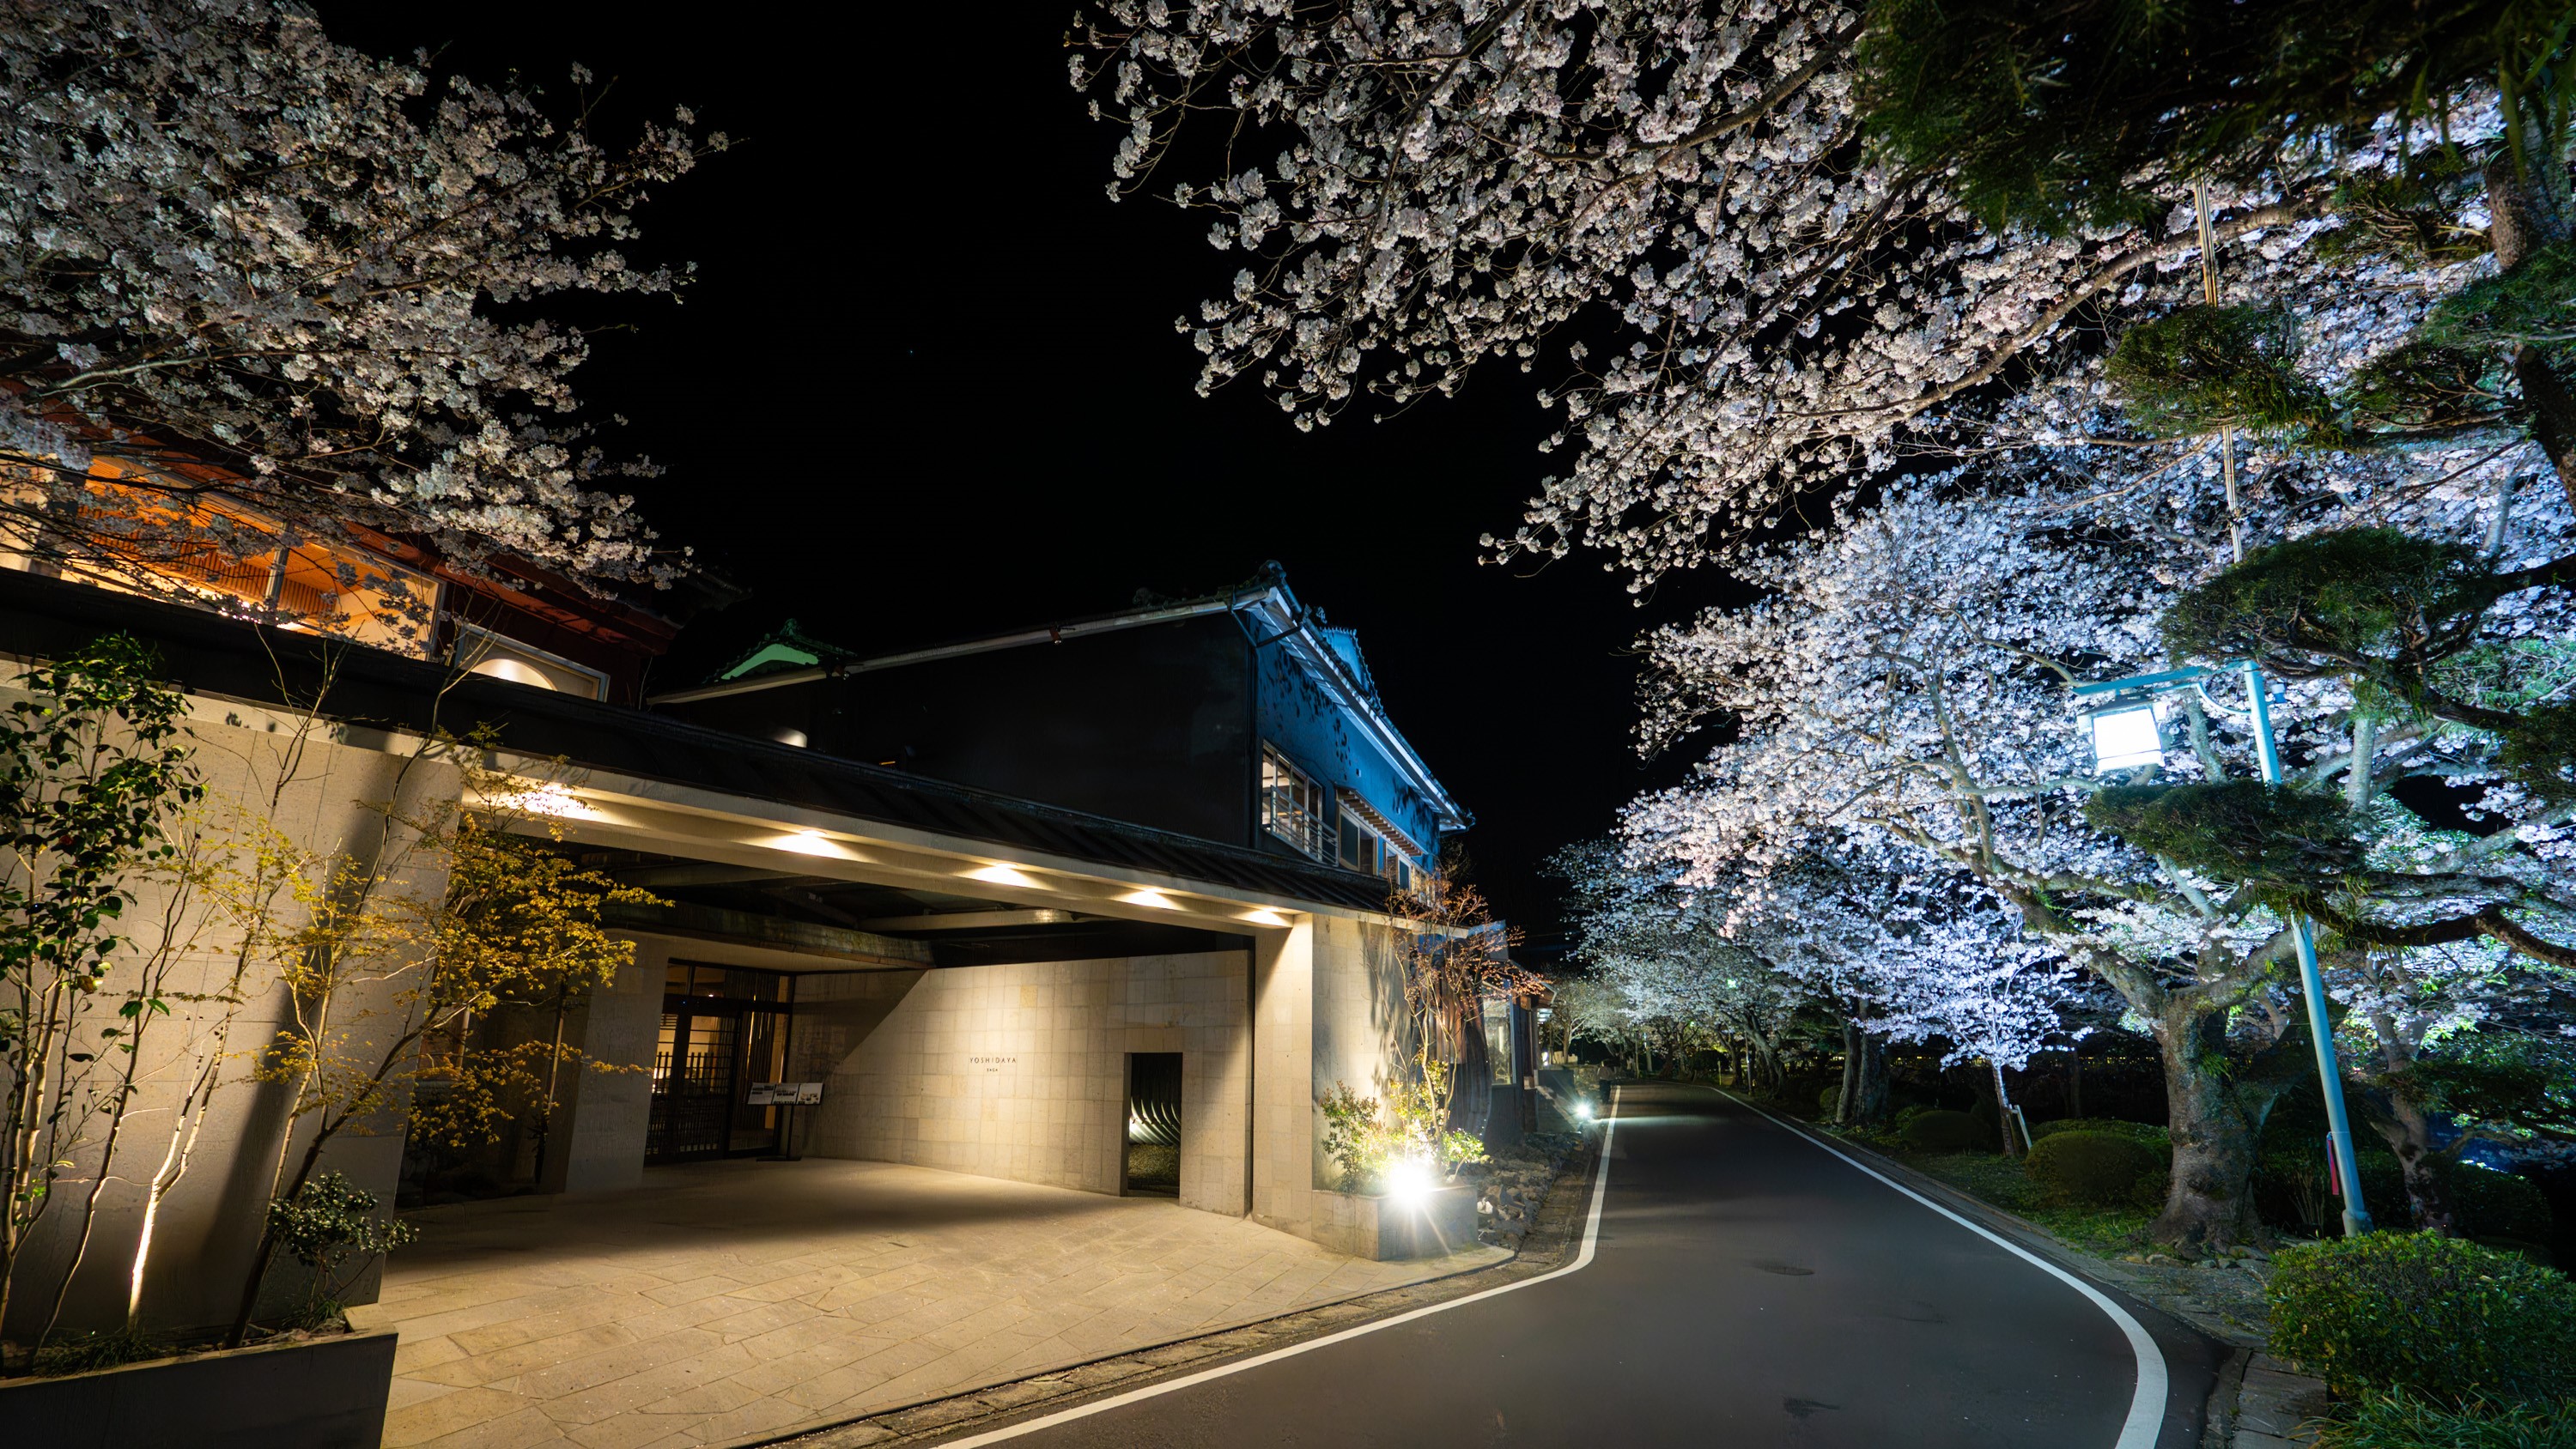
939,1082 -> 2215,1448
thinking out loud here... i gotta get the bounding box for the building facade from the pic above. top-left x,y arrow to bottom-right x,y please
651,568 -> 1469,894
0,555 -> 1484,1345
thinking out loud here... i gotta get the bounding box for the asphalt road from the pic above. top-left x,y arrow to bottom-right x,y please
942,1082 -> 2217,1449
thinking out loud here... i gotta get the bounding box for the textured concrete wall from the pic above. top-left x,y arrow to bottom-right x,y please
6,699 -> 459,1342
793,954 -> 1253,1214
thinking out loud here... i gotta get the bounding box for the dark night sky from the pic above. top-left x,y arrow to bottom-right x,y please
316,6 -> 1741,931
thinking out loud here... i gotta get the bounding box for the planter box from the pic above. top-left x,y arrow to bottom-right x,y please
1,1328 -> 397,1449
1310,1185 -> 1479,1260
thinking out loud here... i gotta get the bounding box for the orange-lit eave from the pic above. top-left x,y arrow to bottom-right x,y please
340,530 -> 683,658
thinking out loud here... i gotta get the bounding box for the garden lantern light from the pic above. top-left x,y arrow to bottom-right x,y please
2072,662 -> 2373,1235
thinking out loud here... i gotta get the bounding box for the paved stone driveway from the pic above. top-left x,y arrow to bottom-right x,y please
353,1159 -> 1505,1449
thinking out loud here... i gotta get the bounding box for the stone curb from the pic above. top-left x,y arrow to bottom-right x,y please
740,1143 -> 1603,1448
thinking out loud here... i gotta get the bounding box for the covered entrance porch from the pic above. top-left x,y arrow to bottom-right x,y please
356,1156 -> 1504,1449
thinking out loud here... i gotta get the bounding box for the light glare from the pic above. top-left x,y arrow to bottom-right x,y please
1385,1155 -> 1435,1199
2087,701 -> 2164,773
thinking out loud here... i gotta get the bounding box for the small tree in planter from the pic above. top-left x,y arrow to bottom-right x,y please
223,763 -> 655,1345
0,636 -> 203,1368
262,1173 -> 415,1331
1321,1055 -> 1488,1195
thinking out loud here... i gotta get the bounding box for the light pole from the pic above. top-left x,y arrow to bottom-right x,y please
2076,662 -> 2375,1236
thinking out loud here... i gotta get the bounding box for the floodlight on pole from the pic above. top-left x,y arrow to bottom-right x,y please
2084,697 -> 2166,773
2071,663 -> 2374,1235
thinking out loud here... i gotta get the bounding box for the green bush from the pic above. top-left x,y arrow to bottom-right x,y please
2027,1131 -> 2166,1209
2330,1153 -> 2558,1241
2032,1118 -> 2172,1149
2318,1389 -> 2576,1449
2269,1233 -> 2576,1402
1820,1085 -> 1843,1116
1901,1109 -> 1991,1153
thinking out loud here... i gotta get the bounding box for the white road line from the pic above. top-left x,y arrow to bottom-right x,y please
933,1086 -> 1625,1446
1718,1088 -> 2171,1449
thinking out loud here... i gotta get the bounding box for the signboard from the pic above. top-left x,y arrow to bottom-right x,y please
748,1082 -> 824,1106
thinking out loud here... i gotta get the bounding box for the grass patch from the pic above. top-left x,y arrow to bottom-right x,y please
1846,1143 -> 2155,1257
2318,1390 -> 2576,1448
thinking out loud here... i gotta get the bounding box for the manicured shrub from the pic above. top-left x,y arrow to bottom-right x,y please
2269,1232 -> 2576,1403
2289,1150 -> 2561,1240
2026,1131 -> 2166,1209
1901,1109 -> 1990,1153
2318,1389 -> 2576,1449
2032,1117 -> 2171,1151
1820,1085 -> 1843,1116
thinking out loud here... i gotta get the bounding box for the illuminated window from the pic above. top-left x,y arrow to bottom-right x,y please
0,465 -> 434,657
454,624 -> 609,700
1260,743 -> 1328,858
274,535 -> 434,653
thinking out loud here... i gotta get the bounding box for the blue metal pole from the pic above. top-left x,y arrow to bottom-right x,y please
2243,662 -> 2374,1234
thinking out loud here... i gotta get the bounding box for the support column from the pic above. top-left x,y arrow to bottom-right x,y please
1249,920 -> 1315,1235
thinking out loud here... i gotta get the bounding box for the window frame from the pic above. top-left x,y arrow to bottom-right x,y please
1259,743 -> 1329,859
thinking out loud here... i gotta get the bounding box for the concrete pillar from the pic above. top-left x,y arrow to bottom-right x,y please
1249,921 -> 1315,1235
547,934 -> 666,1194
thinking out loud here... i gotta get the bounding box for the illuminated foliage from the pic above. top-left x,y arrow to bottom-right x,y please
2105,306 -> 2337,442
0,636 -> 200,1351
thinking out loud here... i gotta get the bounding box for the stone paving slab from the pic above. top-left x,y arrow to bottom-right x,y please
351,1159 -> 1504,1449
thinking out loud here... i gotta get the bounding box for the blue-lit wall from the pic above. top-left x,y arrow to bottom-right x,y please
1250,635 -> 1443,865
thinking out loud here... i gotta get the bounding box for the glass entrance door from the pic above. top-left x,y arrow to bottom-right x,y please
647,961 -> 796,1163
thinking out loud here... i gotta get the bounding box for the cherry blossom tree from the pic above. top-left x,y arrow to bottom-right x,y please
1554,835 -> 2085,1124
0,3 -> 721,591
1076,2 -> 2576,1247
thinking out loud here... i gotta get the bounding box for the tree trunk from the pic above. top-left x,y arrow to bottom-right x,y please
1837,1019 -> 1890,1125
2373,1095 -> 2458,1235
2065,1044 -> 2084,1120
1990,1060 -> 2023,1158
2488,153 -> 2576,512
2150,1007 -> 2267,1250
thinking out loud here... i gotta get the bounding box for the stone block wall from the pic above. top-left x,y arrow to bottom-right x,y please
4,696 -> 461,1342
793,952 -> 1252,1215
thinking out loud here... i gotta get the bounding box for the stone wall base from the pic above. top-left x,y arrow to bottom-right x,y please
1309,1185 -> 1479,1260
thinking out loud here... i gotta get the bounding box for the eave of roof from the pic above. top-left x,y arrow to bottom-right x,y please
647,575 -> 1471,834
0,567 -> 1395,913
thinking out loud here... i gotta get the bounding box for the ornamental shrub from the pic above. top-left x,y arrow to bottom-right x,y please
2085,779 -> 2363,883
2347,1153 -> 2558,1242
2318,1390 -> 2576,1449
2026,1131 -> 2166,1209
2032,1117 -> 2172,1150
1820,1085 -> 1843,1116
1901,1109 -> 1990,1153
2269,1233 -> 2576,1403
